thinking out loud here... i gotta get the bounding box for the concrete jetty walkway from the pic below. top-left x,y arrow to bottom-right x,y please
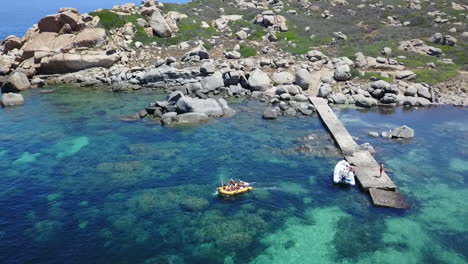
310,97 -> 408,209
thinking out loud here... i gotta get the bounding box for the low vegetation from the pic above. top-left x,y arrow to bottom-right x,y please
153,19 -> 217,46
90,10 -> 217,46
229,20 -> 266,41
239,44 -> 257,57
361,72 -> 394,83
90,10 -> 143,31
414,63 -> 459,85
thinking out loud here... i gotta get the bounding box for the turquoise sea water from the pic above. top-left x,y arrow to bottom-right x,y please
0,86 -> 467,263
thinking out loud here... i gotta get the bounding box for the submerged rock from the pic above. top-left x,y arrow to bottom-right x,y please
263,107 -> 278,119
1,92 -> 24,107
173,112 -> 209,125
390,125 -> 414,139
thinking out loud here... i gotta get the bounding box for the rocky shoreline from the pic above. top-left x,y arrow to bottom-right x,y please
1,0 -> 467,121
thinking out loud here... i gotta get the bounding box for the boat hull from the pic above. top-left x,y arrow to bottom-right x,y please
333,160 -> 356,186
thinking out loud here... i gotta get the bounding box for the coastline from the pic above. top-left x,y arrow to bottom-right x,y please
1,0 -> 467,113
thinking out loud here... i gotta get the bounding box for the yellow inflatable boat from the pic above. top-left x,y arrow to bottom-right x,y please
218,186 -> 253,196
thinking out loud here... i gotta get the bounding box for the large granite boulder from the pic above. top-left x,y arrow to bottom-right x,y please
176,96 -> 224,117
74,28 -> 106,48
164,11 -> 188,32
380,93 -> 398,104
354,94 -> 377,107
272,71 -> 294,85
38,11 -> 81,33
149,9 -> 172,37
173,113 -> 209,124
263,107 -> 278,119
38,53 -> 119,74
334,64 -> 351,81
390,125 -> 414,139
0,55 -> 13,75
416,84 -> 431,100
254,11 -> 288,31
143,66 -> 198,83
21,33 -> 75,60
181,45 -> 209,61
295,69 -> 311,90
1,72 -> 31,93
331,93 -> 347,104
1,93 -> 24,107
3,35 -> 22,53
318,83 -> 332,98
248,69 -> 271,91
201,72 -> 224,91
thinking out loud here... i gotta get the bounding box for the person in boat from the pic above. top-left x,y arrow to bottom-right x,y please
229,179 -> 235,187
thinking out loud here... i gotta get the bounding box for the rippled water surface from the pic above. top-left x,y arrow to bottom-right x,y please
0,87 -> 467,264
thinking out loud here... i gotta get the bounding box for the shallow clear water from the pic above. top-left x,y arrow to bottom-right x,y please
0,87 -> 467,264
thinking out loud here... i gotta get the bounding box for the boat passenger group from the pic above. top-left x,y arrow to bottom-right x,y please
222,179 -> 249,191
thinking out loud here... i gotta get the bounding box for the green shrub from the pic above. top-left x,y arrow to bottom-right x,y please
276,31 -> 311,55
203,42 -> 214,50
397,53 -> 435,68
239,45 -> 257,57
361,72 -> 394,82
90,10 -> 143,31
413,63 -> 459,85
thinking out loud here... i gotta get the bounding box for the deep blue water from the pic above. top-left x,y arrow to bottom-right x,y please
0,0 -> 187,40
0,86 -> 467,263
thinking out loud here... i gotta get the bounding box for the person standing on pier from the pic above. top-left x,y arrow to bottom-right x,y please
379,163 -> 384,178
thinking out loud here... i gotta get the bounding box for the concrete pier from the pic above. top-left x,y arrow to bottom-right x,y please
310,97 -> 408,209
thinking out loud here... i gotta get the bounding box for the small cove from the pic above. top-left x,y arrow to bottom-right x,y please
0,86 -> 467,263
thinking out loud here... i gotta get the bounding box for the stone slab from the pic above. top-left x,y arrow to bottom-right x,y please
345,151 -> 396,191
309,97 -> 357,153
369,188 -> 409,209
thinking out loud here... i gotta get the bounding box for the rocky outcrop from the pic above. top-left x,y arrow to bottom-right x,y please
295,69 -> 311,90
164,11 -> 188,32
38,10 -> 82,33
0,55 -> 13,75
74,28 -> 106,48
3,35 -> 22,53
181,46 -> 209,62
272,71 -> 293,85
1,72 -> 31,93
37,53 -> 119,74
143,65 -> 198,84
398,39 -> 442,56
248,69 -> 271,91
213,15 -> 242,31
143,91 -> 236,125
333,65 -> 351,81
430,33 -> 457,47
149,9 -> 172,37
1,93 -> 24,107
254,11 -> 287,31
